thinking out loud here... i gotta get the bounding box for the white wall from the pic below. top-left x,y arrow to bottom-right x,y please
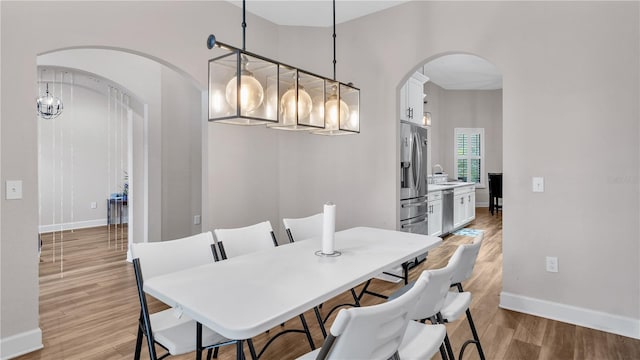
160,66 -> 202,240
276,0 -> 639,337
37,75 -> 133,231
1,1 -> 639,358
1,2 -> 281,357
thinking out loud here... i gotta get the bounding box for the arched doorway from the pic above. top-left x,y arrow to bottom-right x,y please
398,52 -> 503,235
36,48 -> 206,274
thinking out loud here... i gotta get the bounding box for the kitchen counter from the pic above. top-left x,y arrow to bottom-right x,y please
428,182 -> 475,192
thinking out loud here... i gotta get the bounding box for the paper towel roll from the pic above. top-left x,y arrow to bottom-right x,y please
322,202 -> 336,254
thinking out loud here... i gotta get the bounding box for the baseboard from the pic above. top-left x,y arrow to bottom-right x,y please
39,219 -> 108,233
500,292 -> 640,339
0,328 -> 43,359
475,202 -> 489,207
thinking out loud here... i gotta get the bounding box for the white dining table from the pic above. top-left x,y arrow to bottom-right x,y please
143,226 -> 442,358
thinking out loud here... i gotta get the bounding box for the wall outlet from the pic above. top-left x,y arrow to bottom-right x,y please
194,215 -> 201,225
6,180 -> 23,200
546,256 -> 558,273
533,177 -> 545,192
90,202 -> 97,209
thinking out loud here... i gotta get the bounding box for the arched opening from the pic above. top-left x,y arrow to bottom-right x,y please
397,51 -> 503,253
36,48 -> 206,275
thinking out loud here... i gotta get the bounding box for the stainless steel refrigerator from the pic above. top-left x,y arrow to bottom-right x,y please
400,122 -> 429,235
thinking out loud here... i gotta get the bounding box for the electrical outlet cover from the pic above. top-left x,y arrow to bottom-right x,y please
6,180 -> 23,200
533,177 -> 545,192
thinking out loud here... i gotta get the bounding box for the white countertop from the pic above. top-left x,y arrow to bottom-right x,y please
428,182 -> 475,192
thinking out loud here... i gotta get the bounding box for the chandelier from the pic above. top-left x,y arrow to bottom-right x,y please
36,83 -> 64,120
207,0 -> 359,134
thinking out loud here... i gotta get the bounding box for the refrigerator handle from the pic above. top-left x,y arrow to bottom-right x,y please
401,198 -> 429,208
401,215 -> 428,229
414,132 -> 423,194
411,133 -> 419,191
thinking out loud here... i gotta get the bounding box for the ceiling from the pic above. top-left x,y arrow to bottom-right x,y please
226,0 -> 409,27
422,54 -> 503,90
226,1 -> 502,90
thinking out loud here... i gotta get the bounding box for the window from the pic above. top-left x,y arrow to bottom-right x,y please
454,128 -> 485,188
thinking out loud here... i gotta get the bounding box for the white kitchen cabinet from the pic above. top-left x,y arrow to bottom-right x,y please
465,190 -> 476,223
453,185 -> 476,230
400,72 -> 429,126
428,191 -> 443,237
453,192 -> 466,230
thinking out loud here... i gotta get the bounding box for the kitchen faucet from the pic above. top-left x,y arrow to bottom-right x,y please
433,164 -> 444,174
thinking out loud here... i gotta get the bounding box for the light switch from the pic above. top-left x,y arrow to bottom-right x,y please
532,177 -> 544,193
6,180 -> 23,200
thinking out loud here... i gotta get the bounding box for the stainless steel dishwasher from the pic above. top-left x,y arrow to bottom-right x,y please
442,189 -> 454,235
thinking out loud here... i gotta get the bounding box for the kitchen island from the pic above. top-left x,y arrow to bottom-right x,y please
427,182 -> 476,236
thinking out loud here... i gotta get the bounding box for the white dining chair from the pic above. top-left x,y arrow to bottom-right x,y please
388,234 -> 485,360
131,232 -> 238,360
439,233 -> 486,360
213,221 -> 278,259
283,213 -> 324,243
296,270 -> 446,360
387,256 -> 458,360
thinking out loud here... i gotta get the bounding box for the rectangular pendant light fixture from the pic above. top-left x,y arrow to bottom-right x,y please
206,0 -> 359,134
311,81 -> 360,135
208,43 -> 279,125
267,67 -> 326,131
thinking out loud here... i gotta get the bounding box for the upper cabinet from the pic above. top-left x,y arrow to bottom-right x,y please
400,72 -> 429,126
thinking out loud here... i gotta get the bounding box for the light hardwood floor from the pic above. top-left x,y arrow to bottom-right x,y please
19,209 -> 640,360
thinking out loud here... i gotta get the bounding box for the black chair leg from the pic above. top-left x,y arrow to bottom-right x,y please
236,339 -> 246,360
134,325 -> 143,360
439,343 -> 449,360
443,333 -> 456,360
299,314 -> 316,350
357,279 -> 372,301
435,312 -> 455,360
206,348 -> 213,360
350,288 -> 361,306
460,309 -> 485,360
247,339 -> 257,360
314,306 -> 328,338
146,333 -> 158,360
213,346 -> 219,359
402,262 -> 409,285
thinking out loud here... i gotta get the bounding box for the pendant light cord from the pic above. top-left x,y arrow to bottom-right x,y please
242,0 -> 247,51
332,0 -> 336,80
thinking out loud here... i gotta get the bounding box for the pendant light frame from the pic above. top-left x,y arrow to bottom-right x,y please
208,40 -> 280,125
206,0 -> 359,134
311,0 -> 360,135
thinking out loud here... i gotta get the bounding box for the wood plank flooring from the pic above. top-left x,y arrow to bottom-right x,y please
18,209 -> 640,360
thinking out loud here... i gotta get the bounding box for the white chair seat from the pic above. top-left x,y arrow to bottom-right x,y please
439,291 -> 472,322
398,321 -> 447,360
151,309 -> 230,355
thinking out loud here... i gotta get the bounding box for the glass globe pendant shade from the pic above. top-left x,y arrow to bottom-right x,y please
325,94 -> 349,130
280,86 -> 312,125
36,84 -> 64,120
225,72 -> 264,114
